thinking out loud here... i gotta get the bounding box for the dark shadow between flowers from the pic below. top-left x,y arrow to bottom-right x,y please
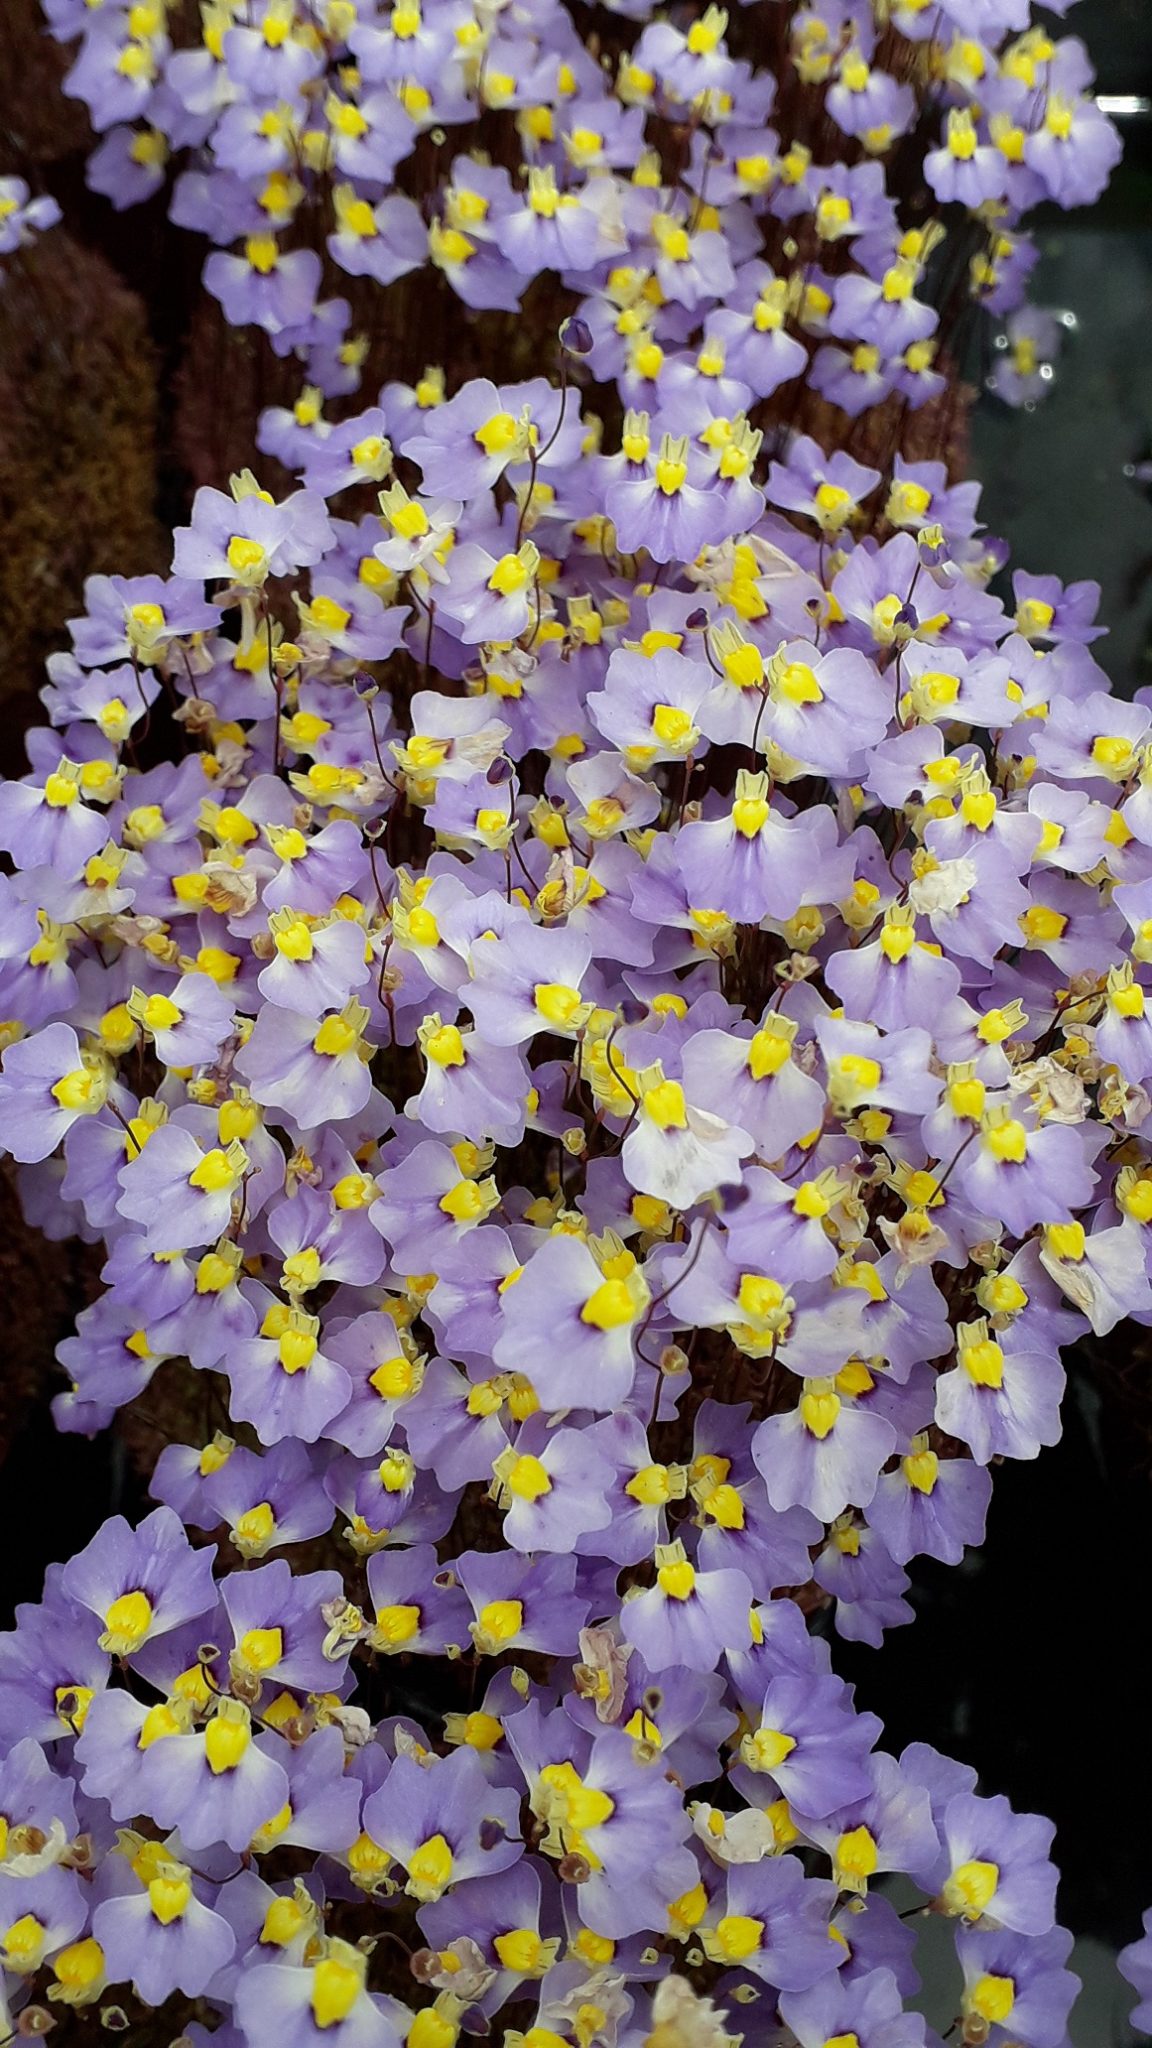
832,1345 -> 1152,1953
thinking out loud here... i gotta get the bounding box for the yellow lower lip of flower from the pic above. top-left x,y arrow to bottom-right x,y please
943,1858 -> 999,1918
311,1956 -> 363,2027
657,1559 -> 696,1600
100,1589 -> 153,1654
406,1833 -> 454,1898
473,1599 -> 522,1649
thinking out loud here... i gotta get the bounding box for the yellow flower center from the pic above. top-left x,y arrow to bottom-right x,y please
732,795 -> 769,838
707,1915 -> 764,1962
488,552 -> 531,596
494,1927 -> 546,1973
535,982 -> 584,1027
369,1355 -> 416,1399
238,1627 -> 283,1672
943,1859 -> 999,1919
283,1247 -> 322,1293
967,1973 -> 1015,2023
475,411 -> 521,457
101,1589 -> 153,1654
204,1707 -> 252,1774
261,1896 -> 309,1947
188,1147 -> 243,1193
961,1336 -> 1004,1388
651,703 -> 694,748
407,1834 -> 454,1899
313,1013 -> 359,1057
746,1727 -> 795,1771
235,1503 -> 276,1552
52,1067 -> 105,1113
148,1875 -> 192,1926
1046,1221 -> 1086,1260
1021,904 -> 1068,945
581,1277 -> 640,1329
538,1760 -> 614,1835
904,1447 -> 939,1494
227,534 -> 268,577
505,1453 -> 552,1501
626,1463 -> 673,1506
374,1604 -> 421,1647
643,1078 -> 687,1129
50,1936 -> 105,2001
137,1703 -> 184,1750
439,1178 -> 487,1224
425,1023 -> 466,1067
983,1117 -> 1028,1163
832,1052 -> 881,1098
475,1599 -> 522,1647
836,1825 -> 879,1882
311,1955 -> 363,2028
800,1386 -> 841,1438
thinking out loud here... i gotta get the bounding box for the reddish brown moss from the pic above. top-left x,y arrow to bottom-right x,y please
0,1165 -> 69,1462
0,233 -> 165,770
0,0 -> 90,168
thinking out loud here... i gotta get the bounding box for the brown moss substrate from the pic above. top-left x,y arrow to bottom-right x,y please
0,0 -> 90,168
0,1164 -> 72,1462
0,232 -> 166,770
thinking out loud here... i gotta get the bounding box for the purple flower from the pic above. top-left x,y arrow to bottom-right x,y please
61,1506 -> 216,1658
0,1863 -> 87,1977
493,1416 -> 615,1553
221,1558 -> 350,1693
365,1543 -> 471,1656
0,1568 -> 109,1747
92,1842 -> 235,2004
699,1852 -> 839,1987
780,1964 -> 928,2048
934,1320 -> 1065,1464
235,1941 -> 402,2048
754,1385 -> 898,1523
402,376 -> 579,499
220,1303 -> 353,1447
205,239 -> 324,338
237,1000 -> 376,1130
935,1792 -> 1058,1934
0,766 -> 110,877
0,5 -> 1137,2033
1120,1909 -> 1152,2034
455,1550 -> 589,1659
867,1441 -> 992,1566
361,1747 -> 522,1902
797,1751 -> 941,1893
0,1023 -> 115,1163
506,1700 -> 697,1937
115,1122 -> 251,1250
957,1923 -> 1079,2047
492,1232 -> 650,1410
405,1014 -> 528,1144
0,175 -> 61,252
172,485 -> 334,588
734,1670 -> 878,1818
623,1543 -> 754,1673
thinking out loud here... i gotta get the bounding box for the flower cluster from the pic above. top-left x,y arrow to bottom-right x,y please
1,0 -> 1146,2044
1,369 -> 1139,2045
41,0 -> 1118,409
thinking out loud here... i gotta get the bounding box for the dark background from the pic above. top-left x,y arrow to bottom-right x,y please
860,14 -> 1152,2025
973,1 -> 1152,695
